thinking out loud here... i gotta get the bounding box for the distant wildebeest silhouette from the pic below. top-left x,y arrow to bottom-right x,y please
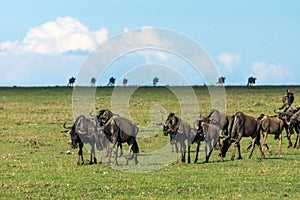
107,77 -> 115,86
91,77 -> 96,86
247,76 -> 256,87
67,77 -> 75,87
123,78 -> 128,86
153,77 -> 159,86
216,76 -> 225,86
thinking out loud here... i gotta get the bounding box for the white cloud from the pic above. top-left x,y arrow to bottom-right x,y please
217,52 -> 240,72
251,62 -> 293,84
0,16 -> 108,55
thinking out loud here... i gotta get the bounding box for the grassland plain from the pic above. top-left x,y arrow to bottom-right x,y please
0,86 -> 299,199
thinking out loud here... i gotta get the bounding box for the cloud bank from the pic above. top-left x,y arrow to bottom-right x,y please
0,17 -> 108,55
0,17 -> 108,86
251,62 -> 293,85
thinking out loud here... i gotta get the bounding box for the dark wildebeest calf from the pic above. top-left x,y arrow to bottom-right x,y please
63,115 -> 103,165
97,109 -> 139,165
163,113 -> 192,164
220,112 -> 265,161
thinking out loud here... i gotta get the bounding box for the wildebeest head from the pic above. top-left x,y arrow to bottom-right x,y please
63,122 -> 81,149
163,113 -> 180,144
196,121 -> 206,142
220,138 -> 231,158
97,109 -> 113,125
219,114 -> 237,158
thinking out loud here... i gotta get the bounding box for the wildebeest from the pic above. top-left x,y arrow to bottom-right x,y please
247,76 -> 256,87
277,108 -> 300,149
216,76 -> 225,86
193,121 -> 220,163
107,77 -> 115,86
163,113 -> 192,164
200,109 -> 231,150
289,110 -> 300,149
205,109 -> 230,137
257,114 -> 284,157
278,89 -> 294,110
97,109 -> 139,165
67,77 -> 75,87
220,112 -> 265,161
274,107 -> 300,148
90,110 -> 123,157
123,78 -> 128,86
153,77 -> 159,86
90,77 -> 96,86
63,115 -> 103,165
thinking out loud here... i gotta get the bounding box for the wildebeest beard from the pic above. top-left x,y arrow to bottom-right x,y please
70,132 -> 80,149
163,125 -> 177,144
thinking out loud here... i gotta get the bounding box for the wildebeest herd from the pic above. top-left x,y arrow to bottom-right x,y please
62,90 -> 300,166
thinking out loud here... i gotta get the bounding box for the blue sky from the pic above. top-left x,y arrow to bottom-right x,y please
0,0 -> 300,86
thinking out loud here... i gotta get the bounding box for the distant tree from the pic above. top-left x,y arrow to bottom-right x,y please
67,77 -> 75,87
123,78 -> 128,86
153,77 -> 159,86
107,77 -> 115,86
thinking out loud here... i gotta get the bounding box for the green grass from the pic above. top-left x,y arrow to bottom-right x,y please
0,86 -> 299,199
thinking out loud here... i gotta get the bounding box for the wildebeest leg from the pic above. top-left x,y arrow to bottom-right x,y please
231,143 -> 237,161
187,145 -> 191,164
126,144 -> 133,165
90,143 -> 97,164
295,132 -> 300,149
231,133 -> 243,160
118,143 -> 123,157
106,147 -> 112,165
205,142 -> 214,163
286,128 -> 293,148
106,141 -> 115,166
132,139 -> 139,165
236,142 -> 242,160
262,132 -> 272,156
180,141 -> 186,163
278,133 -> 282,157
248,138 -> 256,159
174,143 -> 179,164
113,146 -> 118,166
77,143 -> 84,165
205,138 -> 214,163
194,142 -> 200,163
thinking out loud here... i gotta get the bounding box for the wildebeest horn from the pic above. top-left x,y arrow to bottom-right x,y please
89,110 -> 95,117
274,109 -> 280,114
63,122 -> 72,129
